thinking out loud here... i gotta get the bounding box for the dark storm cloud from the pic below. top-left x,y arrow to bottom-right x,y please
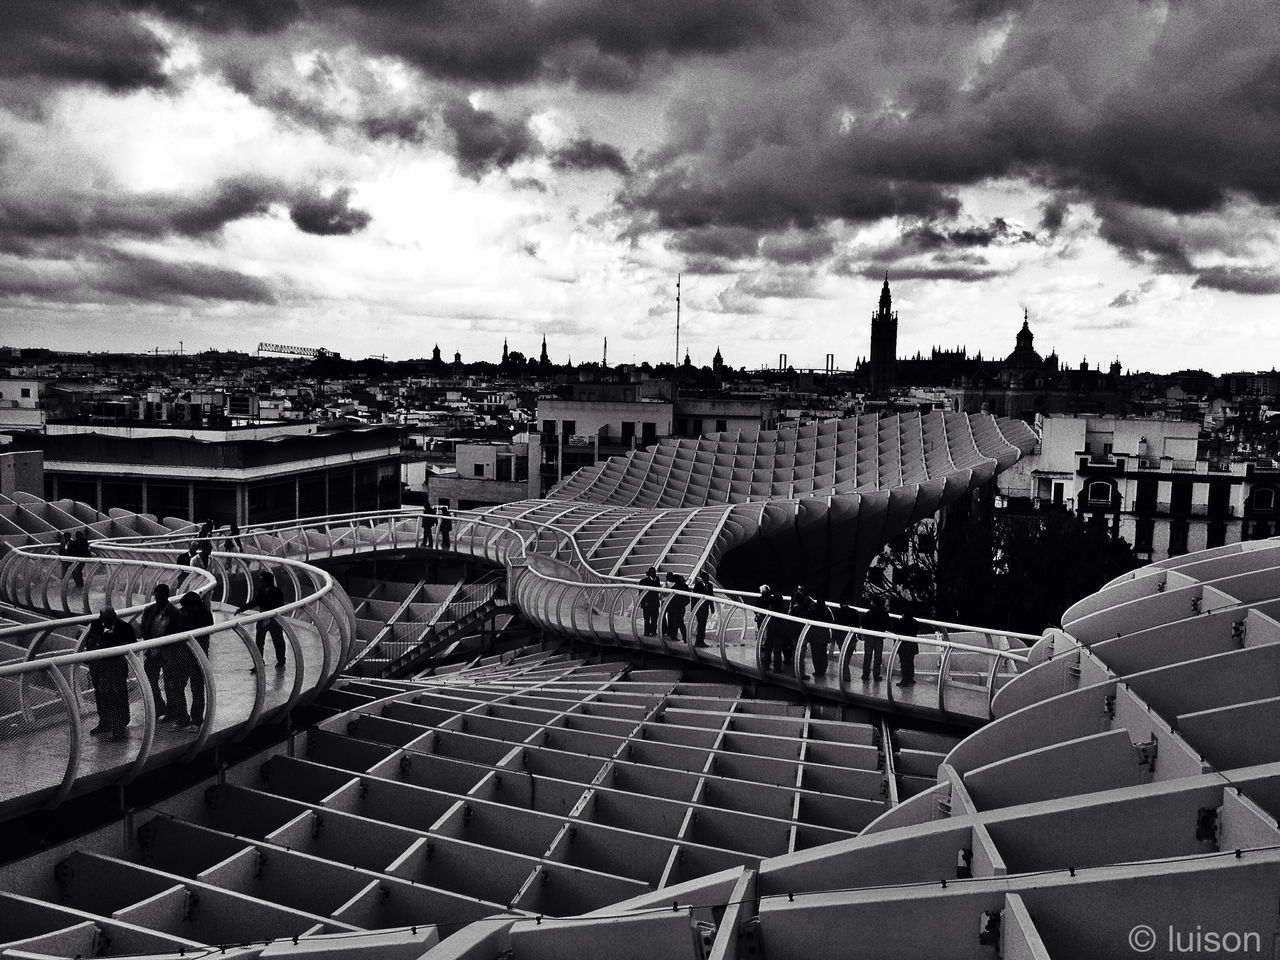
124,0 -> 303,34
550,138 -> 630,175
98,251 -> 279,303
0,176 -> 369,249
0,1 -> 169,91
0,177 -> 281,252
0,251 -> 277,305
304,0 -> 834,89
1194,267 -> 1280,296
621,0 -> 1280,268
442,100 -> 538,179
759,231 -> 836,265
843,260 -> 1003,283
288,186 -> 372,236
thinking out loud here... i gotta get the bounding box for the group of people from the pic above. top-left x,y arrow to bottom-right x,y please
83,568 -> 288,740
422,505 -> 453,550
755,584 -> 843,677
84,585 -> 215,739
58,530 -> 92,587
756,588 -> 923,686
638,568 -> 716,646
635,568 -> 925,686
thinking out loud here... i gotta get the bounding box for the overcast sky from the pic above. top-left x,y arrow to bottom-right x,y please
0,0 -> 1276,373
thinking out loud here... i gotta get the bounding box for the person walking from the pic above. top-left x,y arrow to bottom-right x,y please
139,583 -> 182,718
895,600 -> 921,687
639,567 -> 661,636
224,522 -> 242,552
423,504 -> 438,549
861,595 -> 890,683
664,573 -> 690,642
236,570 -> 286,671
438,505 -> 453,551
692,572 -> 715,647
70,530 -> 90,588
84,605 -> 135,740
173,591 -> 215,727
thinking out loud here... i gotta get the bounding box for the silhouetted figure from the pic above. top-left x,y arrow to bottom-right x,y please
84,605 -> 135,740
895,601 -> 921,687
808,592 -> 833,679
225,522 -> 242,552
70,530 -> 90,588
192,540 -> 213,570
861,596 -> 890,683
423,504 -> 438,549
438,506 -> 453,550
236,570 -> 286,671
835,602 -> 861,681
757,584 -> 787,672
172,591 -> 215,727
692,572 -> 715,647
139,583 -> 182,718
664,573 -> 690,642
198,518 -> 214,540
639,568 -> 661,636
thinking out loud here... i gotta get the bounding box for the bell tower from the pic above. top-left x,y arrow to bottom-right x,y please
869,273 -> 898,394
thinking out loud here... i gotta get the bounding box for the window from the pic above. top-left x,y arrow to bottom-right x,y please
562,419 -> 576,437
692,419 -> 703,435
621,421 -> 635,442
1087,481 -> 1112,505
1135,518 -> 1154,553
1255,488 -> 1276,512
716,419 -> 727,432
1207,521 -> 1226,549
20,388 -> 30,399
473,463 -> 485,477
1052,482 -> 1065,507
542,419 -> 555,436
1168,520 -> 1189,556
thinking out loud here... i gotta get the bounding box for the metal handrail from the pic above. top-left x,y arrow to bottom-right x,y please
0,537 -> 356,815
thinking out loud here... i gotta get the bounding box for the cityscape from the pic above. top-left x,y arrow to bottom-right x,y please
2,1 -> 1279,959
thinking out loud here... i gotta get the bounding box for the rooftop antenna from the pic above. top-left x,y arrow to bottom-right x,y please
674,273 -> 682,375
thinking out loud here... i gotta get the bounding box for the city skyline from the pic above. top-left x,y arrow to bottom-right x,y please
0,2 -> 1277,372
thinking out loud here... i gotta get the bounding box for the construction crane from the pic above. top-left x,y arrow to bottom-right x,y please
257,342 -> 333,359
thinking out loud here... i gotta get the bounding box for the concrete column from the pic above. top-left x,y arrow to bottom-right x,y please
187,482 -> 195,522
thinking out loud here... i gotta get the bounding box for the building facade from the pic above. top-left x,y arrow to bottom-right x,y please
12,424 -> 402,525
998,415 -> 1253,561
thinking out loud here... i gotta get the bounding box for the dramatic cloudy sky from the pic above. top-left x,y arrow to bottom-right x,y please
0,0 -> 1277,372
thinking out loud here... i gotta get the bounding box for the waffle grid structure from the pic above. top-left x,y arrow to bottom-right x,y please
470,412 -> 1038,596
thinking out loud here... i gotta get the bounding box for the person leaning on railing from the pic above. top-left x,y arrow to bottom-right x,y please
692,572 -> 714,648
84,605 -> 135,740
895,601 -> 921,687
139,583 -> 183,719
639,568 -> 661,637
167,591 -> 215,728
860,596 -> 890,683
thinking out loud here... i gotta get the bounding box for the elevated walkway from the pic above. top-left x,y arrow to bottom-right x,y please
0,535 -> 356,819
